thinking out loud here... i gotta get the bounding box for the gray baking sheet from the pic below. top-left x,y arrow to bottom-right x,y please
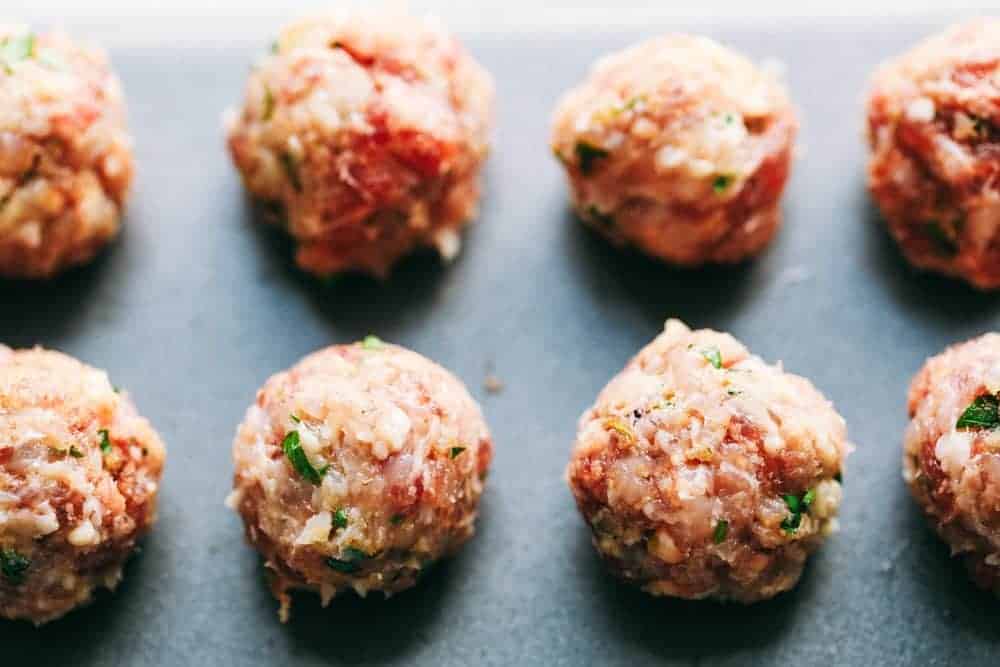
1,16 -> 997,666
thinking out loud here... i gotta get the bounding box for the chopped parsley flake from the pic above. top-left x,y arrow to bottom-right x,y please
333,508 -> 349,529
713,520 -> 729,544
723,113 -> 736,125
0,548 -> 30,585
326,547 -> 369,573
575,141 -> 609,175
450,446 -> 466,459
926,220 -> 958,256
712,174 -> 734,194
279,152 -> 302,192
262,86 -> 275,121
69,446 -> 84,459
361,335 -> 383,350
700,346 -> 723,369
781,489 -> 815,533
834,471 -> 843,483
281,430 -> 328,485
0,33 -> 35,73
98,429 -> 112,454
390,514 -> 404,525
957,393 -> 1000,430
586,206 -> 616,228
289,414 -> 301,423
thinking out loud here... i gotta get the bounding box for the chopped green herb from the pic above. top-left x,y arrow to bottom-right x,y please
450,446 -> 466,459
712,174 -> 734,194
926,220 -> 958,256
781,512 -> 803,533
270,40 -> 279,54
262,86 -> 275,121
957,393 -> 1000,430
723,113 -> 736,125
586,206 -> 616,228
0,33 -> 35,73
279,152 -> 302,192
834,471 -> 843,483
98,429 -> 112,454
623,96 -> 643,111
783,493 -> 801,514
281,430 -> 328,485
69,446 -> 84,459
575,141 -> 609,175
713,520 -> 729,544
361,335 -> 383,350
726,389 -> 742,396
781,489 -> 816,533
326,547 -> 369,573
390,514 -> 404,525
700,346 -> 723,369
973,116 -> 992,139
289,414 -> 301,424
333,508 -> 349,529
0,548 -> 30,585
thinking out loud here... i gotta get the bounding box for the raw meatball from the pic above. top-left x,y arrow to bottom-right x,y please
0,347 -> 165,624
227,338 -> 493,620
904,333 -> 1000,593
550,35 -> 797,266
566,320 -> 849,602
867,20 -> 1000,289
225,10 -> 494,278
0,26 -> 133,279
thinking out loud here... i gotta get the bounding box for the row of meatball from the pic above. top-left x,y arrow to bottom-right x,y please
2,13 -> 1000,287
2,322 -> 999,624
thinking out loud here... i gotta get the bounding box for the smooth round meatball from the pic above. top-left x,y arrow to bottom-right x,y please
905,333 -> 1000,593
550,35 -> 797,266
0,347 -> 165,624
566,320 -> 849,602
225,10 -> 495,278
227,339 -> 493,621
0,26 -> 133,279
867,20 -> 1000,289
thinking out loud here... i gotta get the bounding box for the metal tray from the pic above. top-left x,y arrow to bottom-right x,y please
1,16 -> 996,666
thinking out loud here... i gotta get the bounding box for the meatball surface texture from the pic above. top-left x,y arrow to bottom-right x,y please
550,34 -> 797,265
867,19 -> 1000,289
566,320 -> 849,602
905,333 -> 1000,593
228,339 -> 493,621
225,10 -> 495,277
0,347 -> 165,624
0,26 -> 133,279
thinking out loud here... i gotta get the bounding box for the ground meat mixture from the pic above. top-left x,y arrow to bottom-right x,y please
227,338 -> 493,621
225,9 -> 494,277
567,320 -> 849,602
0,347 -> 165,624
0,25 -> 133,279
905,333 -> 1000,594
867,19 -> 1000,289
551,34 -> 797,266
